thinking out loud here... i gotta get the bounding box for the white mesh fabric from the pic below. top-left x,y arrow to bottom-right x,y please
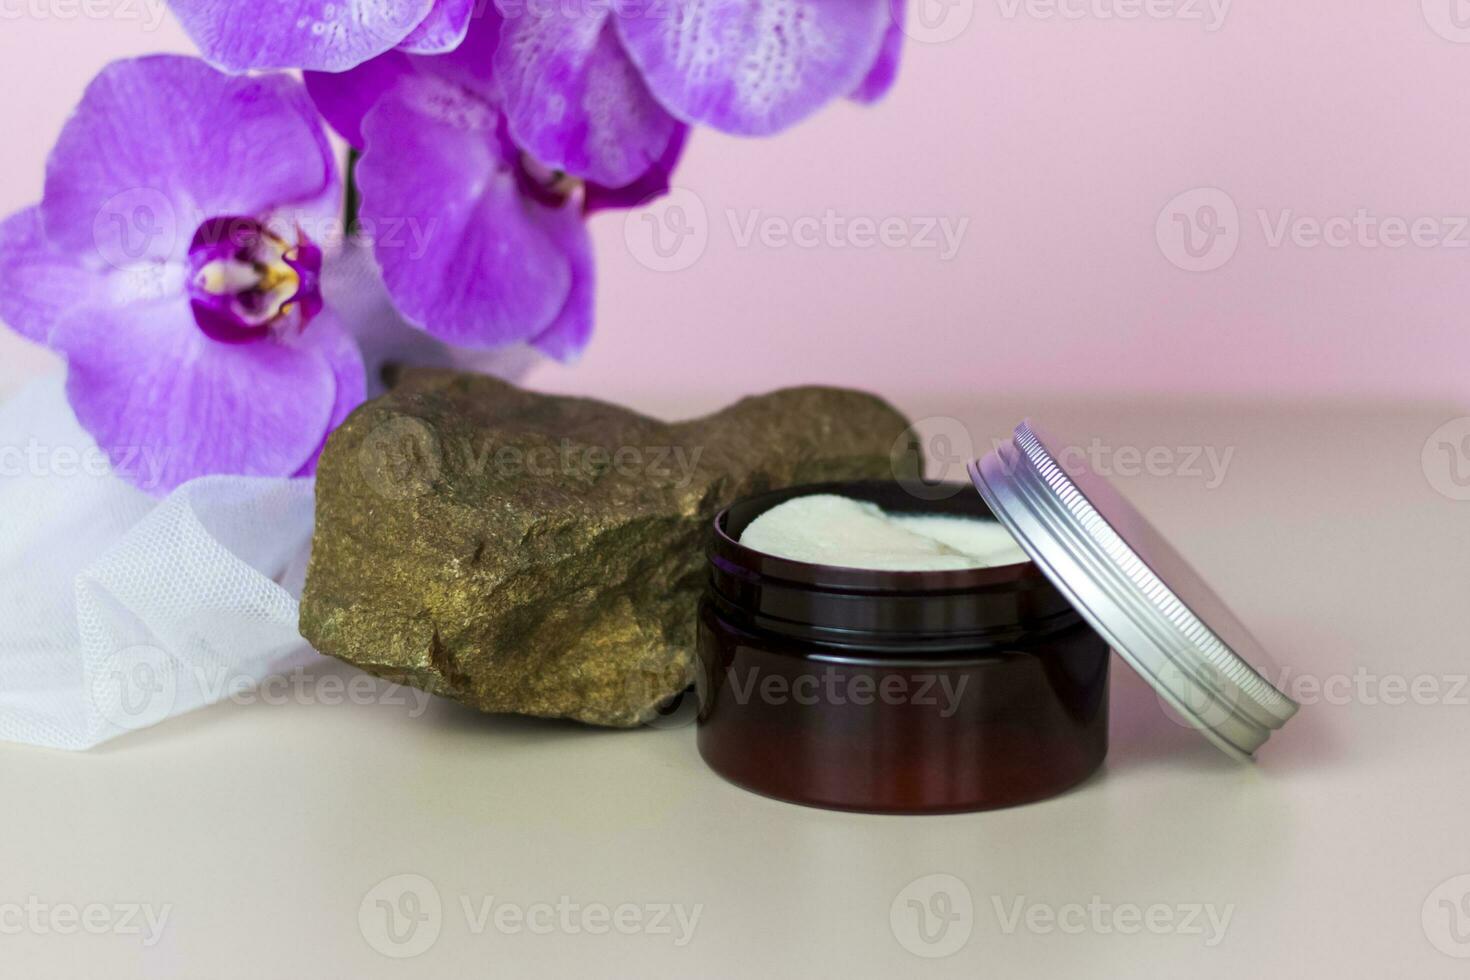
0,248 -> 538,749
0,376 -> 315,750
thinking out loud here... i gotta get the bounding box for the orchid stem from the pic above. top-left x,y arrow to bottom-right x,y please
344,148 -> 362,240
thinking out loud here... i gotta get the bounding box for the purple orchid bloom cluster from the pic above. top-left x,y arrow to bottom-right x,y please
0,0 -> 904,494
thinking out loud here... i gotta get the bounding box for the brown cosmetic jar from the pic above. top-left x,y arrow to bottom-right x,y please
696,480 -> 1110,814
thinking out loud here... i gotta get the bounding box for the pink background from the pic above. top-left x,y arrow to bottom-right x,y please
2,2 -> 1467,413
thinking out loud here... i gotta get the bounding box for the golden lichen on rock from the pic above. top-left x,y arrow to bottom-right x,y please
299,371 -> 921,727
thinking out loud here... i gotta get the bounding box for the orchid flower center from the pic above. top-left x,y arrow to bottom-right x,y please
516,154 -> 583,209
186,216 -> 322,344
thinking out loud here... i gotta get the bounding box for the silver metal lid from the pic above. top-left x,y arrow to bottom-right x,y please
970,420 -> 1298,760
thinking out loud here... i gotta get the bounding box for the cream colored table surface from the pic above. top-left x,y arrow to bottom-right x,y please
4,395 -> 1470,979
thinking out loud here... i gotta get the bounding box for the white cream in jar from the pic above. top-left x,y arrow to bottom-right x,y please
739,494 -> 1031,571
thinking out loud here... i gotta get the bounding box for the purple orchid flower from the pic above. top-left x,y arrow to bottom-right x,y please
514,0 -> 903,138
167,0 -> 477,72
168,0 -> 904,139
0,56 -> 364,495
305,10 -> 628,360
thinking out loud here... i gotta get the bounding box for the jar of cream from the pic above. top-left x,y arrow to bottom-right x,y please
696,420 -> 1299,814
697,480 -> 1110,814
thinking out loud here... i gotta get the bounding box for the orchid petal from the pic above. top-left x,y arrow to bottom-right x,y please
495,5 -> 681,187
42,57 -> 336,268
583,124 -> 688,214
850,1 -> 904,104
531,218 -> 595,363
55,298 -> 342,494
615,0 -> 889,135
306,4 -> 504,149
294,309 -> 367,476
398,0 -> 475,53
356,78 -> 576,348
166,0 -> 434,72
0,207 -> 105,344
412,2 -> 505,98
305,51 -> 414,149
323,242 -> 544,396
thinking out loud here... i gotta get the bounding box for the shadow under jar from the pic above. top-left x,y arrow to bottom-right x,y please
697,481 -> 1109,814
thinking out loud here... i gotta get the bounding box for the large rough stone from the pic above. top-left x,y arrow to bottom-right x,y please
300,371 -> 920,726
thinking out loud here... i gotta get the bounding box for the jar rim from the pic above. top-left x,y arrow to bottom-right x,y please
707,481 -> 1079,644
711,480 -> 1043,594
